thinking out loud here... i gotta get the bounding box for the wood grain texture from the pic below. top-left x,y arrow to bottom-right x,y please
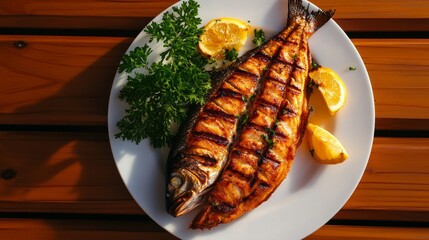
0,0 -> 428,31
0,218 -> 179,240
307,225 -> 429,240
1,36 -> 428,128
0,0 -> 176,17
353,39 -> 429,120
343,137 -> 429,213
0,35 -> 131,125
0,218 -> 428,240
0,131 -> 142,214
1,132 -> 428,221
1,0 -> 427,18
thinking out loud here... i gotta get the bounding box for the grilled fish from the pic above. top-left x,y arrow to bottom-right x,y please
190,0 -> 334,229
166,27 -> 288,216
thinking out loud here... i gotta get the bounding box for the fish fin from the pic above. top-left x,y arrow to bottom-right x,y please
309,8 -> 336,32
167,103 -> 202,161
288,0 -> 335,32
288,0 -> 308,22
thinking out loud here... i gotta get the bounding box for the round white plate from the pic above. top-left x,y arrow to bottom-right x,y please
108,0 -> 375,239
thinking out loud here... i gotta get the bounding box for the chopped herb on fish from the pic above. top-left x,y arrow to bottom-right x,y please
265,127 -> 276,136
262,134 -> 275,149
349,65 -> 357,71
292,54 -> 298,61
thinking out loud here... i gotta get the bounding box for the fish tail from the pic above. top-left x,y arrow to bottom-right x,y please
288,0 -> 308,22
309,8 -> 335,32
288,0 -> 335,33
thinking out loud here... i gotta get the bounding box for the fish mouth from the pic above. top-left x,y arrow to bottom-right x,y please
167,191 -> 204,217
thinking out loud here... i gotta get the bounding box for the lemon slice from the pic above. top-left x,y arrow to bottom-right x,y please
309,67 -> 347,115
198,18 -> 249,59
306,123 -> 349,164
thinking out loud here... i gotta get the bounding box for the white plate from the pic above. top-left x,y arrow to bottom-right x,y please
108,0 -> 375,239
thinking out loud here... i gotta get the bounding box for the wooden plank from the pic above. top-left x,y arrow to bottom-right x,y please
0,15 -> 151,31
0,0 -> 176,17
0,218 -> 428,240
0,131 -> 141,214
353,39 -> 429,121
307,225 -> 429,240
1,36 -> 428,128
0,35 -> 131,126
1,132 -> 428,221
343,138 -> 429,213
0,218 -> 179,240
0,0 -> 428,31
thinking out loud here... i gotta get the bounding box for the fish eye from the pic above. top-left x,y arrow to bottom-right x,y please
170,176 -> 183,188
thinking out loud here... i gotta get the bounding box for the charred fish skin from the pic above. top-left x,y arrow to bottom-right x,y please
190,0 -> 335,229
166,36 -> 286,217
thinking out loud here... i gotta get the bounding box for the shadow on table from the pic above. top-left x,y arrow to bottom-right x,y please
0,36 -> 152,221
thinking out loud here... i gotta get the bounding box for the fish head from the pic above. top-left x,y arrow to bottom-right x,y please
166,168 -> 205,217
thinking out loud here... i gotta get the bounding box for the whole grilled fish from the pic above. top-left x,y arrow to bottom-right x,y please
190,0 -> 334,229
166,28 -> 286,216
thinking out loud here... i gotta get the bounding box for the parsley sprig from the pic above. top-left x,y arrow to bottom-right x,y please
115,0 -> 211,148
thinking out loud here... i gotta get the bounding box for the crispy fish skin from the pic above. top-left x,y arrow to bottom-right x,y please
190,0 -> 335,229
166,31 -> 287,217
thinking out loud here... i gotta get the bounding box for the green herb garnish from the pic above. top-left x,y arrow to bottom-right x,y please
225,48 -> 239,61
239,113 -> 249,126
292,54 -> 298,61
262,134 -> 274,149
311,60 -> 319,69
308,79 -> 317,88
265,127 -> 276,136
115,0 -> 211,148
253,29 -> 265,47
349,66 -> 357,71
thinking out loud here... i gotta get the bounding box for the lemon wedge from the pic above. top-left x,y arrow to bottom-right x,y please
198,18 -> 249,59
306,123 -> 349,164
309,67 -> 347,115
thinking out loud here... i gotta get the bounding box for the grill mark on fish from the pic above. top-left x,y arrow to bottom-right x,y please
272,36 -> 287,44
203,109 -> 236,122
213,201 -> 237,213
287,85 -> 303,95
184,153 -> 219,167
261,155 -> 282,166
233,69 -> 259,80
281,102 -> 298,117
253,52 -> 272,62
256,98 -> 281,112
216,88 -> 247,102
191,132 -> 229,147
239,55 -> 272,77
225,166 -> 254,184
227,149 -> 259,179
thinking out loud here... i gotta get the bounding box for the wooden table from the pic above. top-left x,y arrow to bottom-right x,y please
1,0 -> 428,239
